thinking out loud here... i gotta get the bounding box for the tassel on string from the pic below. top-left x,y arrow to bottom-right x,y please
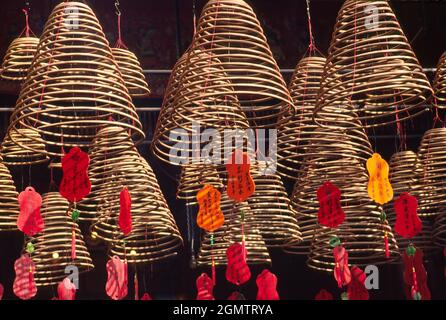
134,272 -> 139,300
384,232 -> 389,259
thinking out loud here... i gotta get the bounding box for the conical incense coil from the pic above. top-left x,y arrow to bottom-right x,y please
410,128 -> 446,217
0,36 -> 39,81
434,51 -> 446,108
77,126 -> 140,221
247,162 -> 301,247
0,128 -> 49,166
151,51 -> 190,165
27,192 -> 94,287
112,47 -> 150,98
177,164 -> 223,206
386,151 -> 437,256
277,56 -> 326,180
0,161 -> 20,231
90,151 -> 183,264
190,0 -> 293,128
7,2 -> 144,161
314,0 -> 432,128
197,192 -> 271,266
153,49 -> 250,167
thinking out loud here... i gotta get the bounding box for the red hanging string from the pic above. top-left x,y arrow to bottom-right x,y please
305,0 -> 315,53
22,8 -> 30,37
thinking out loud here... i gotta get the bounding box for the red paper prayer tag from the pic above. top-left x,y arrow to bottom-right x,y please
105,256 -> 128,300
226,150 -> 255,202
119,187 -> 132,235
317,182 -> 345,228
141,293 -> 152,300
403,247 -> 430,300
60,147 -> 91,203
315,289 -> 333,300
226,242 -> 251,286
347,266 -> 369,300
367,153 -> 393,205
58,278 -> 76,300
17,187 -> 44,236
394,193 -> 422,239
256,269 -> 280,300
196,273 -> 215,300
0,283 -> 4,300
333,246 -> 351,288
13,254 -> 37,300
196,185 -> 224,232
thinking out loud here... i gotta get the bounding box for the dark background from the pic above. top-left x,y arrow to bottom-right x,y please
1,0 -> 446,300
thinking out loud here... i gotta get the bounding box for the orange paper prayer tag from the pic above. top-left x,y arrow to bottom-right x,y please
196,185 -> 224,232
366,153 -> 393,205
226,151 -> 255,202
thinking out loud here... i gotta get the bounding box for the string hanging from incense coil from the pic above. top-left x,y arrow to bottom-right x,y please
177,164 -> 223,206
26,192 -> 94,287
111,47 -> 151,98
0,37 -> 39,81
0,160 -> 20,231
197,191 -> 271,266
313,0 -> 432,129
0,129 -> 49,166
410,128 -> 446,217
385,151 -> 438,256
277,56 -> 326,181
245,161 -> 301,247
433,52 -> 446,108
7,2 -> 144,162
89,143 -> 183,264
77,126 -> 139,221
189,0 -> 293,128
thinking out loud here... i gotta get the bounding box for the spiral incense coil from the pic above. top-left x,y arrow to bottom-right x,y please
77,126 -> 140,220
247,162 -> 301,247
177,164 -> 223,206
151,51 -> 190,165
433,214 -> 446,247
112,47 -> 151,98
7,1 -> 144,161
0,161 -> 20,231
385,151 -> 437,256
410,128 -> 446,217
197,191 -> 271,266
0,128 -> 49,166
0,36 -> 39,81
90,145 -> 183,264
27,192 -> 94,287
277,56 -> 326,180
433,52 -> 446,108
189,0 -> 293,128
314,0 -> 432,129
153,48 -> 250,167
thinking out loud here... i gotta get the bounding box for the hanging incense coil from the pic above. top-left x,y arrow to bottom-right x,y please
189,0 -> 293,128
152,51 -> 190,165
177,164 -> 223,206
112,47 -> 150,98
77,126 -> 139,220
27,192 -> 94,287
0,128 -> 49,166
246,162 -> 301,247
386,151 -> 437,256
197,191 -> 271,266
89,143 -> 183,264
0,36 -> 39,81
277,56 -> 326,180
152,48 -> 250,167
314,0 -> 432,128
7,2 -> 144,162
433,213 -> 446,247
0,161 -> 20,231
434,52 -> 446,108
410,128 -> 446,217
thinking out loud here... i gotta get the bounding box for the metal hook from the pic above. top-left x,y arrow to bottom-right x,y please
115,0 -> 121,16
